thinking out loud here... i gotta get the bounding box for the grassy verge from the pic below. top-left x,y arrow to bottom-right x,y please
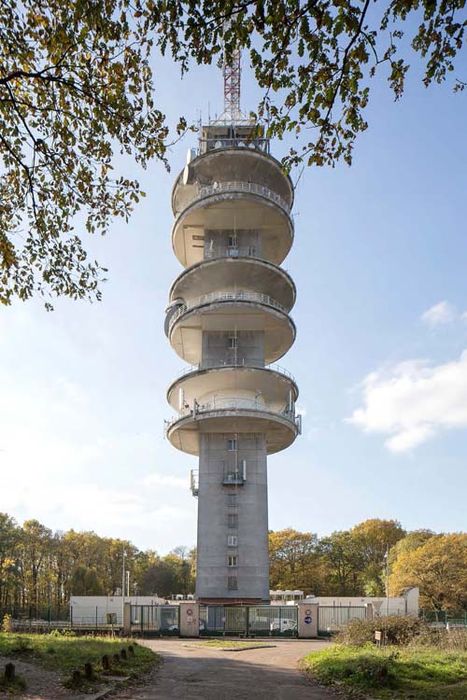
301,644 -> 467,699
0,632 -> 158,689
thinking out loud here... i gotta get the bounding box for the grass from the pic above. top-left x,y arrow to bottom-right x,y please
0,632 -> 158,689
191,639 -> 273,650
0,675 -> 27,694
301,644 -> 467,699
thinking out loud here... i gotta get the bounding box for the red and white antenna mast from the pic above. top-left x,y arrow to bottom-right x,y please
223,49 -> 242,122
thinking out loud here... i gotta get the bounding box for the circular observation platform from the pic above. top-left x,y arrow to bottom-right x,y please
166,404 -> 300,456
167,295 -> 296,365
172,147 -> 294,218
171,192 -> 294,268
167,364 -> 299,412
169,257 -> 296,312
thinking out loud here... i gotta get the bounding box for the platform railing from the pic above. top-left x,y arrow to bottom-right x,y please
168,290 -> 288,331
199,137 -> 270,155
204,246 -> 259,259
176,180 -> 291,217
173,361 -> 296,383
165,398 -> 300,432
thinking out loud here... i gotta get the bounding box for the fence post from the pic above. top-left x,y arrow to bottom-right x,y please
123,602 -> 132,636
246,606 -> 250,637
95,606 -> 98,631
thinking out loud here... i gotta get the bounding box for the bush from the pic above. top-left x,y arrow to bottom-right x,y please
337,615 -> 423,646
48,629 -> 76,638
1,614 -> 13,633
410,626 -> 467,651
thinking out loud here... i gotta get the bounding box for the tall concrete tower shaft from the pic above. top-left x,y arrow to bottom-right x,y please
165,117 -> 301,603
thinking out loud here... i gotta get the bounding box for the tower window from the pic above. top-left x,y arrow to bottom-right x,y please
228,336 -> 238,349
228,576 -> 238,590
228,513 -> 238,529
228,555 -> 238,567
227,438 -> 237,451
227,494 -> 237,507
228,535 -> 238,547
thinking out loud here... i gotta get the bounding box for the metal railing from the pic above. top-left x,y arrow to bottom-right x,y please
177,180 -> 291,217
223,472 -> 245,485
166,398 -> 300,432
205,246 -> 259,259
199,137 -> 270,155
168,290 -> 288,331
173,361 -> 296,383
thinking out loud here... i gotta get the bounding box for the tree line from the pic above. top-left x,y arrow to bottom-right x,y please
269,520 -> 467,613
0,513 -> 195,618
1,513 -> 465,616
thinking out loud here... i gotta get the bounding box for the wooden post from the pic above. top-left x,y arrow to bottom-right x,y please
4,663 -> 15,681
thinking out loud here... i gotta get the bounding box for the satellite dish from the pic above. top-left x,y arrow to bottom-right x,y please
214,140 -> 223,149
182,165 -> 190,185
238,141 -> 246,147
249,142 -> 256,149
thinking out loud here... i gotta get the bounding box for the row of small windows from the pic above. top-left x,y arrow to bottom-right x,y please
227,479 -> 238,589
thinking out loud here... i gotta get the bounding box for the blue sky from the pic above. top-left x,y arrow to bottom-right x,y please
0,44 -> 466,552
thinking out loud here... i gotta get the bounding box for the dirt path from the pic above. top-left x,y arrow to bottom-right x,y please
0,655 -> 108,700
112,638 -> 337,699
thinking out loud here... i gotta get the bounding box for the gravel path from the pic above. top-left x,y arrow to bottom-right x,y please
111,638 -> 337,700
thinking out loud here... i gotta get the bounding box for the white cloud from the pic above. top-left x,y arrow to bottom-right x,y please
0,316 -> 195,551
348,350 -> 467,452
421,301 -> 456,326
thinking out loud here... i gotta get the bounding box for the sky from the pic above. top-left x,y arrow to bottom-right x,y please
0,35 -> 466,553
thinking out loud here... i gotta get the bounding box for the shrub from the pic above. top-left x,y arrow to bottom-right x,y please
410,626 -> 467,651
9,636 -> 33,654
1,614 -> 13,633
48,629 -> 76,638
337,615 -> 423,646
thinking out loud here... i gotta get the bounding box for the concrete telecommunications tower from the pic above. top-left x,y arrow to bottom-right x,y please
165,51 -> 301,604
